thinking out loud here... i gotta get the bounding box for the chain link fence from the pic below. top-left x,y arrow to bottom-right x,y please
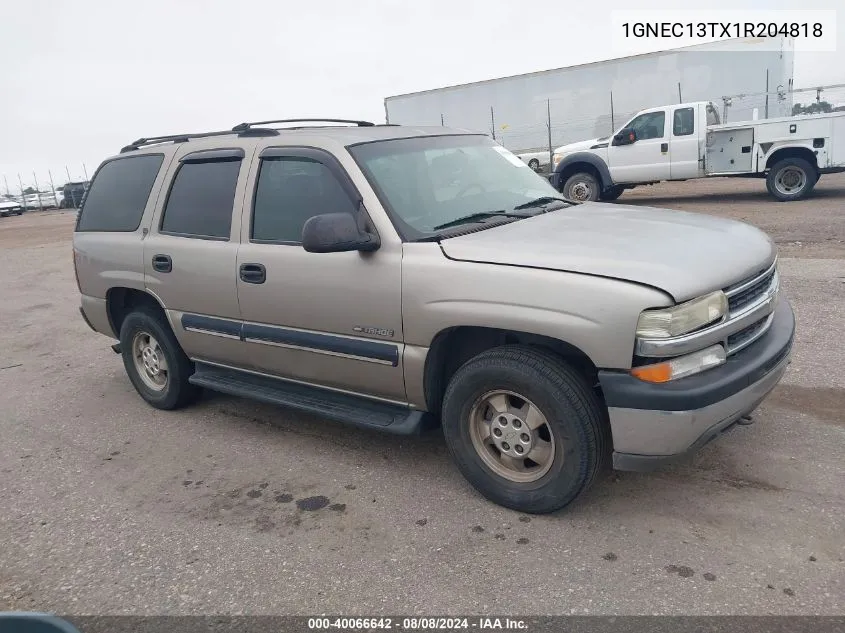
719,83 -> 845,123
1,166 -> 89,213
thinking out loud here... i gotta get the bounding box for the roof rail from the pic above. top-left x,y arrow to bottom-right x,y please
231,118 -> 376,132
120,127 -> 279,153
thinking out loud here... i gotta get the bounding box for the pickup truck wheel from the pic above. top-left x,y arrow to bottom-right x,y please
599,186 -> 624,201
562,172 -> 600,202
441,345 -> 607,514
528,158 -> 540,171
766,158 -> 817,201
119,306 -> 200,410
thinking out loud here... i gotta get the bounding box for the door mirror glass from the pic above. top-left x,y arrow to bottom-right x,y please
612,128 -> 637,146
301,212 -> 380,253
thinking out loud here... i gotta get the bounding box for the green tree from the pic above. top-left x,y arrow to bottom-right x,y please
793,101 -> 833,115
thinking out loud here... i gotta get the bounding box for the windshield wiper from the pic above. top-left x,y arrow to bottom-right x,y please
512,196 -> 571,211
432,210 -> 532,231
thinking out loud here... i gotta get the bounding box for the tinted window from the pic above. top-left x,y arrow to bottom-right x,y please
76,155 -> 163,231
628,111 -> 666,140
252,157 -> 356,243
161,159 -> 240,239
673,107 -> 695,136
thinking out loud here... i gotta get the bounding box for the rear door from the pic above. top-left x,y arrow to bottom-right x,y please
669,105 -> 702,179
143,146 -> 254,367
607,108 -> 671,183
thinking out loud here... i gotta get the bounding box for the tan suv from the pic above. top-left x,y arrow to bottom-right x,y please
73,118 -> 794,513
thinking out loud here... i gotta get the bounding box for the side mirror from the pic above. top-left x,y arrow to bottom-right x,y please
301,212 -> 380,254
612,128 -> 637,146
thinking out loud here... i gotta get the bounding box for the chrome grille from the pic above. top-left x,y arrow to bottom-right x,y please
726,267 -> 777,314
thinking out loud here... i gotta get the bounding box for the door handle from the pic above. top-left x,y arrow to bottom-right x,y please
239,263 -> 266,284
152,254 -> 172,273
660,142 -> 669,153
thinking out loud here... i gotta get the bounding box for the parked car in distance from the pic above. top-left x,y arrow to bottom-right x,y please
73,118 -> 794,514
515,150 -> 550,172
0,196 -> 23,216
23,192 -> 59,209
61,181 -> 89,208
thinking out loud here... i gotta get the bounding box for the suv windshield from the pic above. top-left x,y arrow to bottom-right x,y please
349,135 -> 563,240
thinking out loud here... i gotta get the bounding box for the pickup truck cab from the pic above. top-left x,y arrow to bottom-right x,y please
552,100 -> 845,202
73,119 -> 794,513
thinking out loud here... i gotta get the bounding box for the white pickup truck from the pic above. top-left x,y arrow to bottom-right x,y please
550,101 -> 845,202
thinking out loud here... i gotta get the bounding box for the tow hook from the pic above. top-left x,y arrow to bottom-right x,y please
111,343 -> 122,354
737,414 -> 754,426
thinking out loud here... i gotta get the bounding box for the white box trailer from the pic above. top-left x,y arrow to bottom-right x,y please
384,38 -> 794,155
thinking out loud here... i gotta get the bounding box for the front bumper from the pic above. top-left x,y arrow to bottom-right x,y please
599,297 -> 795,472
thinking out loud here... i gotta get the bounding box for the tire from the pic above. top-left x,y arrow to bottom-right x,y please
599,186 -> 624,201
441,345 -> 608,514
528,158 -> 540,171
119,305 -> 201,410
766,157 -> 817,201
562,172 -> 600,202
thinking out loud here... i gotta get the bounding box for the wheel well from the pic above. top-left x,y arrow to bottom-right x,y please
766,147 -> 818,171
106,288 -> 166,337
557,162 -> 603,191
423,326 -> 600,416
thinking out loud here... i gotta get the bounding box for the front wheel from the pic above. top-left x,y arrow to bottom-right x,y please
528,158 -> 540,171
766,157 -> 817,201
441,345 -> 608,514
562,172 -> 600,202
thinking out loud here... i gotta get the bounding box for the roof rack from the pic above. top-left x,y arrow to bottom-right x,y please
120,127 -> 279,153
231,118 -> 375,132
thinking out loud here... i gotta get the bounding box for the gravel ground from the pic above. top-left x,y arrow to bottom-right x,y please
0,176 -> 843,616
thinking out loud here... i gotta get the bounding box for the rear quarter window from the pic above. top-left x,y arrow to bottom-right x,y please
76,154 -> 164,232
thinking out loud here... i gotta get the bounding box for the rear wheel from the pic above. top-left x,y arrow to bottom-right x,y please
528,158 -> 540,171
441,345 -> 607,514
766,157 -> 817,201
562,172 -> 600,202
599,186 -> 624,201
119,306 -> 201,410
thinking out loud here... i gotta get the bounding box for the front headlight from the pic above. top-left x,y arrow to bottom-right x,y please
553,153 -> 564,167
636,291 -> 728,339
631,344 -> 726,383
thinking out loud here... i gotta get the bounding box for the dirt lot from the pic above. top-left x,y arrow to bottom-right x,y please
0,176 -> 843,616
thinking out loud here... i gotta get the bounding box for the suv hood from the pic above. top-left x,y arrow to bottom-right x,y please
439,203 -> 776,302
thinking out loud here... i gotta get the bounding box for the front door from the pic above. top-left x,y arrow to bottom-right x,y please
607,109 -> 671,183
235,147 -> 406,403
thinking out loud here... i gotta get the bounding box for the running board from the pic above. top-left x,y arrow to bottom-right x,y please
189,362 -> 432,435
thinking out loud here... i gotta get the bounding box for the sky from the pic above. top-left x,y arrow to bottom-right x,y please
1,0 -> 842,192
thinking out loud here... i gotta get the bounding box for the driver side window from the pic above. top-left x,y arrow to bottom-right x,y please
628,111 -> 666,140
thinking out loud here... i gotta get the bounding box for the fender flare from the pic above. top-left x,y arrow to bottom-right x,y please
551,152 -> 614,192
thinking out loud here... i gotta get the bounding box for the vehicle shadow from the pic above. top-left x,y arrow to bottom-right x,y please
621,184 -> 845,206
191,388 -> 782,523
